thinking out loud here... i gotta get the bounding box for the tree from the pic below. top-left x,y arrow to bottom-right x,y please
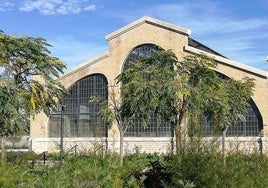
204,77 -> 255,165
0,78 -> 28,163
0,31 -> 66,116
0,31 -> 66,162
117,50 -> 219,156
117,49 -> 255,163
91,84 -> 131,165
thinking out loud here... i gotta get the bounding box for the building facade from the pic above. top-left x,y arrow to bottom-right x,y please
30,17 -> 268,154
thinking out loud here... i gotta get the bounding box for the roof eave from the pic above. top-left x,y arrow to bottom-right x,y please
184,45 -> 268,79
59,51 -> 109,80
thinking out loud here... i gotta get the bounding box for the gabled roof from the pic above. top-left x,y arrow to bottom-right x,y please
105,16 -> 191,41
60,16 -> 267,80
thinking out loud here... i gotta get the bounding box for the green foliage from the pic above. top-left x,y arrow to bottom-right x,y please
1,150 -> 268,188
117,49 -> 181,123
0,31 -> 67,137
222,77 -> 255,128
197,76 -> 255,134
0,163 -> 23,188
180,151 -> 268,188
117,50 -> 224,154
0,79 -> 28,136
117,49 -> 255,144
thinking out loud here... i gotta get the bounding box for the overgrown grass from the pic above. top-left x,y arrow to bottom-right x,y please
1,149 -> 268,187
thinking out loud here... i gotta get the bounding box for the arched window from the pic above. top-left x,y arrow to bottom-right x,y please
48,74 -> 108,137
123,44 -> 173,137
226,98 -> 263,136
198,72 -> 263,137
202,98 -> 263,137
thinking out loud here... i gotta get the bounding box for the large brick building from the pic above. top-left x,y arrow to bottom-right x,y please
30,17 -> 268,154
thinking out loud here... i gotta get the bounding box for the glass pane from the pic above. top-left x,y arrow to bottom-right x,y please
48,74 -> 108,137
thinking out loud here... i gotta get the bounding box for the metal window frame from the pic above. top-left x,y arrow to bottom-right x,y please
48,74 -> 108,138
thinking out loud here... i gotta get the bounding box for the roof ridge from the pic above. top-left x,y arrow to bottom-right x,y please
105,16 -> 191,41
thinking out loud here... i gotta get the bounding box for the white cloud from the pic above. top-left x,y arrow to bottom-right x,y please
84,4 -> 96,11
139,2 -> 268,36
18,0 -> 97,15
3,1 -> 14,7
0,1 -> 14,11
57,1 -> 82,14
19,0 -> 62,14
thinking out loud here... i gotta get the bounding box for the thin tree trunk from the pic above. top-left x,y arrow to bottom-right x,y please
175,125 -> 185,163
1,136 -> 6,165
119,127 -> 124,166
174,126 -> 180,155
222,128 -> 226,167
174,97 -> 187,159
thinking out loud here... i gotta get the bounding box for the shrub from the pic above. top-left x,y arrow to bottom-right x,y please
1,150 -> 268,187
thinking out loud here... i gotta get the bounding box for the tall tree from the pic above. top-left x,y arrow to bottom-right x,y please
117,49 -> 255,162
0,31 -> 66,116
117,50 -> 219,155
91,84 -> 131,165
0,78 -> 28,163
204,77 -> 255,165
0,31 -> 66,162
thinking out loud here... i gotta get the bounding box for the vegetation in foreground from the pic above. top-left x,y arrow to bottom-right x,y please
1,148 -> 268,188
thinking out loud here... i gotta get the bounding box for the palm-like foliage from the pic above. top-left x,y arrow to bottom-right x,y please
0,31 -> 66,162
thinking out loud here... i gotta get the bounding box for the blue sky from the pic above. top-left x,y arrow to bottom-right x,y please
1,0 -> 268,71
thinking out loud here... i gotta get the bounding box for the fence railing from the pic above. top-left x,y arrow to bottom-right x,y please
30,151 -> 48,168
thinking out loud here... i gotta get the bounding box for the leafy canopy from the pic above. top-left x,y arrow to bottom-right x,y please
0,31 -> 67,136
116,48 -> 255,148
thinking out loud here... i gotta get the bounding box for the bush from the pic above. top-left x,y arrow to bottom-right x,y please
0,150 -> 268,187
177,150 -> 268,188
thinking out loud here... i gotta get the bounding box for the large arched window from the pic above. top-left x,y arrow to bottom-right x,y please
48,74 -> 108,137
192,72 -> 263,137
203,98 -> 263,137
123,44 -> 173,137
